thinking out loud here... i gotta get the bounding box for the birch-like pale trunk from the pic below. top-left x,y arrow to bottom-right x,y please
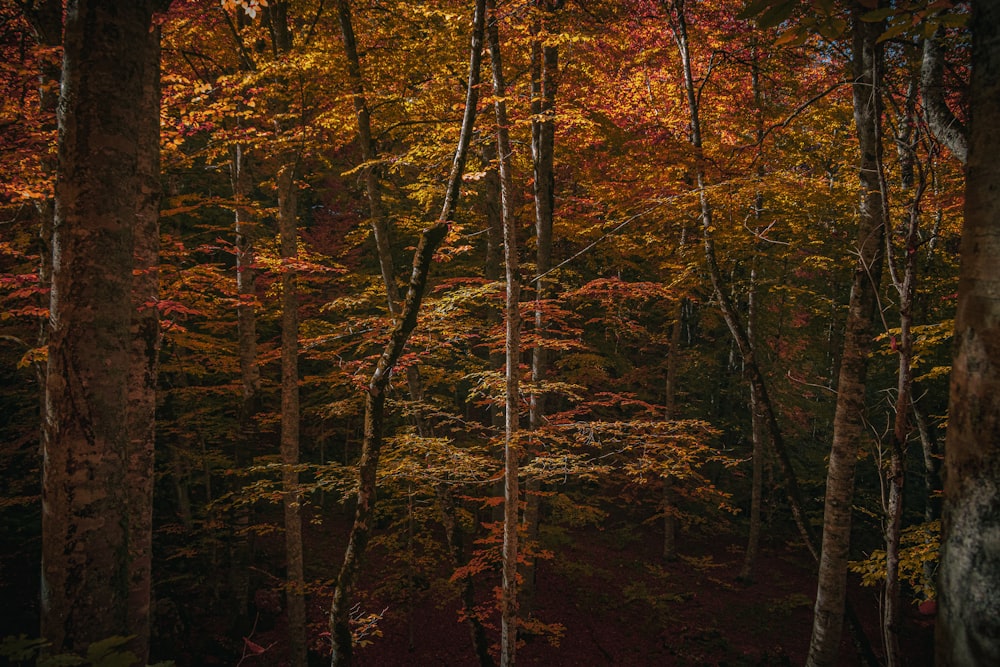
486,2 -> 521,663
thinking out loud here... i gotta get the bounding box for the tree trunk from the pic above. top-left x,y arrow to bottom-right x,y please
278,163 -> 307,667
807,9 -> 887,666
125,20 -> 163,665
920,28 -> 967,165
41,0 -> 159,657
740,263 -> 764,582
879,80 -> 926,667
230,139 -> 258,620
662,298 -> 683,561
522,1 -> 559,621
336,0 -> 428,424
328,1 -> 485,662
486,2 -> 521,663
937,2 -> 1000,663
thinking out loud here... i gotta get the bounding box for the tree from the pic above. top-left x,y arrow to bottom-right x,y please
41,0 -> 163,660
936,1 -> 1000,663
327,1 -> 486,662
807,6 -> 887,666
485,0 -> 521,663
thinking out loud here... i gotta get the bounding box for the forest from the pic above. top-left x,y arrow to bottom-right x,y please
0,0 -> 997,665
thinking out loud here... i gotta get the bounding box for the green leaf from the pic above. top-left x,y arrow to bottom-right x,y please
877,20 -> 910,43
934,12 -> 969,28
738,0 -> 780,21
757,1 -> 796,28
860,8 -> 895,22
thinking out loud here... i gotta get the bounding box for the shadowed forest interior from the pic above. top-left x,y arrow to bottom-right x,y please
1,0 -> 998,666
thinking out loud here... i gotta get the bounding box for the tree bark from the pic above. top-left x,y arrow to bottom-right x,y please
278,163 -> 307,667
920,28 -> 967,165
328,1 -> 485,662
41,0 -> 160,657
807,8 -> 887,667
937,2 -> 1000,663
336,0 -> 428,422
485,2 -> 521,663
125,20 -> 163,665
522,0 -> 559,621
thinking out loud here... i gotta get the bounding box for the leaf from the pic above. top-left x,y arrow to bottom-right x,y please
737,0 -> 780,21
757,1 -> 796,28
860,8 -> 895,22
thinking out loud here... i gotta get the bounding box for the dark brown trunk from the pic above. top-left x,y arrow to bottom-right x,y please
937,2 -> 1000,663
124,21 -> 162,665
278,163 -> 307,667
522,2 -> 559,621
42,0 -> 159,657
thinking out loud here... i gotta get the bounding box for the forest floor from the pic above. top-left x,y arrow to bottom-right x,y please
231,507 -> 936,667
0,505 -> 936,666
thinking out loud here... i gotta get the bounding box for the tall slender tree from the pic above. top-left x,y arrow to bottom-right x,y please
486,1 -> 521,663
807,6 -> 887,666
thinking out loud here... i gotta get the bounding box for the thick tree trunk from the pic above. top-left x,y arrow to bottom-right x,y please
125,21 -> 163,665
807,9 -> 886,667
328,2 -> 485,662
278,164 -> 307,667
41,0 -> 159,657
937,3 -> 1000,664
486,2 -> 521,663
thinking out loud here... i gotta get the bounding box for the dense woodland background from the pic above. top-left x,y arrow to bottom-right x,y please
0,0 -> 989,665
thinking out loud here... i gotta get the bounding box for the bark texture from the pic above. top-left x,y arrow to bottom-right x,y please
921,28 -> 968,165
278,164 -> 307,667
936,2 -> 1000,663
42,0 -> 159,657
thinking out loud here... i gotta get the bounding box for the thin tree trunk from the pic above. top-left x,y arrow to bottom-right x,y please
662,299 -> 683,561
740,262 -> 764,582
740,44 -> 766,583
521,1 -> 559,621
41,0 -> 159,656
937,2 -> 1000,663
336,0 -> 428,423
328,1 -> 485,662
879,79 -> 926,667
278,163 -> 307,667
807,8 -> 887,666
437,486 -> 496,667
230,140 -> 258,620
486,2 -> 520,663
